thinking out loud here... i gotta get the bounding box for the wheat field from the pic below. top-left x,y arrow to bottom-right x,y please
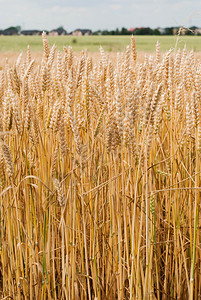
0,33 -> 201,299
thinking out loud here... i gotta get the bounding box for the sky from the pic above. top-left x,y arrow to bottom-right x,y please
0,0 -> 201,31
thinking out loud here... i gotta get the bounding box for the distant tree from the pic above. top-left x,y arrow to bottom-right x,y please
3,26 -> 19,35
121,27 -> 129,35
16,26 -> 21,34
152,29 -> 161,35
92,30 -> 102,35
164,27 -> 174,35
189,26 -> 197,31
184,27 -> 196,35
115,28 -> 120,35
57,26 -> 63,31
102,30 -> 109,35
5,26 -> 18,31
185,30 -> 194,35
54,26 -> 67,35
135,27 -> 153,35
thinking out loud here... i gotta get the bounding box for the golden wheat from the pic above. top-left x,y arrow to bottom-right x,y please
0,34 -> 201,299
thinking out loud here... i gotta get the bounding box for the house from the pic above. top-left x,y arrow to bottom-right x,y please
21,30 -> 42,36
71,29 -> 92,36
195,28 -> 201,35
128,28 -> 137,34
49,30 -> 59,36
157,27 -> 166,35
49,27 -> 67,36
3,27 -> 19,35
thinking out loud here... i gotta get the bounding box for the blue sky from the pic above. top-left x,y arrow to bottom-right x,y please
0,0 -> 201,31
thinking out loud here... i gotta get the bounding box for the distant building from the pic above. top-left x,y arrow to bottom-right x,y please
49,27 -> 67,36
128,28 -> 137,34
49,30 -> 59,36
3,27 -> 19,35
157,27 -> 166,34
71,29 -> 92,36
194,28 -> 201,35
21,30 -> 42,36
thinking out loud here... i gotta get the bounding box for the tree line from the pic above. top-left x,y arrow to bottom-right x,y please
0,26 -> 200,36
93,26 -> 201,35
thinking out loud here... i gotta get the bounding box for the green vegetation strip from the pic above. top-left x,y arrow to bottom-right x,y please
0,35 -> 201,52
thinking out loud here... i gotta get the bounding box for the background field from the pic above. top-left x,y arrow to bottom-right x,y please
0,35 -> 201,53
